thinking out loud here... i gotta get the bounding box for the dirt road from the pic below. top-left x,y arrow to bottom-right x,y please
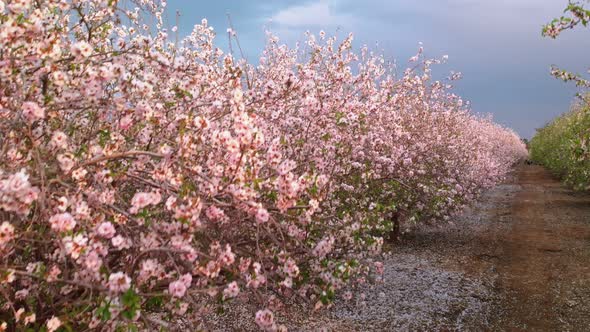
208,164 -> 590,331
490,165 -> 590,331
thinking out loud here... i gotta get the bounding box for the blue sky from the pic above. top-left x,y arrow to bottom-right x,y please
164,0 -> 590,138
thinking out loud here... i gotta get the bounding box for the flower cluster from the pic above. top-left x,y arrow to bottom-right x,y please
0,170 -> 39,215
542,1 -> 590,39
0,0 -> 527,330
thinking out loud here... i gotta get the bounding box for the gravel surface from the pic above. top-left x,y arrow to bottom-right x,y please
322,256 -> 493,331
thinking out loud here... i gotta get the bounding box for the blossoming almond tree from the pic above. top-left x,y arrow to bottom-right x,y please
252,32 -> 526,241
0,0 -> 526,330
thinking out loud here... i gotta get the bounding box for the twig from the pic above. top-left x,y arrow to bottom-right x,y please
70,150 -> 165,173
3,268 -> 107,292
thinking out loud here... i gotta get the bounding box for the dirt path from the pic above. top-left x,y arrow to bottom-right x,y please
207,165 -> 590,331
490,165 -> 590,331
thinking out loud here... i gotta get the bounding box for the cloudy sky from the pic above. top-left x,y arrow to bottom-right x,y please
164,0 -> 590,138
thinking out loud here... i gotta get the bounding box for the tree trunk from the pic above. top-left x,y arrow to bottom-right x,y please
388,211 -> 401,242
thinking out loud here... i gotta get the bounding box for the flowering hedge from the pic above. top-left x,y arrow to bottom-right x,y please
533,1 -> 590,191
0,0 -> 527,331
530,101 -> 590,190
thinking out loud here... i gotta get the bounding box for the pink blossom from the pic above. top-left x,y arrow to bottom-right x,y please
198,261 -> 221,279
15,289 -> 29,300
247,263 -> 267,289
111,235 -> 130,250
56,196 -> 68,212
129,191 -> 161,214
165,196 -> 177,210
6,170 -> 29,193
179,273 -> 192,287
139,259 -> 159,282
193,116 -> 210,129
108,272 -> 131,293
21,101 -> 44,122
15,308 -> 24,322
374,261 -> 384,275
130,193 -> 151,213
51,71 -> 67,86
50,131 -> 68,150
56,154 -> 75,172
223,281 -> 240,299
96,222 -> 116,239
283,258 -> 300,277
255,207 -> 270,224
48,213 -> 76,233
72,168 -> 87,181
343,291 -> 353,301
71,41 -> 93,58
312,237 -> 335,258
255,309 -> 275,330
46,266 -> 61,282
205,205 -> 226,222
8,0 -> 31,13
0,222 -> 15,246
63,234 -> 87,259
219,244 -> 235,266
46,316 -> 62,332
0,269 -> 15,284
280,277 -> 293,288
277,160 -> 296,176
84,251 -> 102,272
23,313 -> 35,325
119,114 -> 134,130
168,279 -> 187,298
233,88 -> 244,103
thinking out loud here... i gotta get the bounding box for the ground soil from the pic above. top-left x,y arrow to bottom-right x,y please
208,164 -> 590,331
487,165 -> 590,331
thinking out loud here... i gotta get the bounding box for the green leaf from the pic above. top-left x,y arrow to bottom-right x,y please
97,301 -> 112,321
145,296 -> 164,310
121,288 -> 141,320
98,130 -> 111,148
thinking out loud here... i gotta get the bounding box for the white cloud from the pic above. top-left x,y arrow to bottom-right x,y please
269,0 -> 356,27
